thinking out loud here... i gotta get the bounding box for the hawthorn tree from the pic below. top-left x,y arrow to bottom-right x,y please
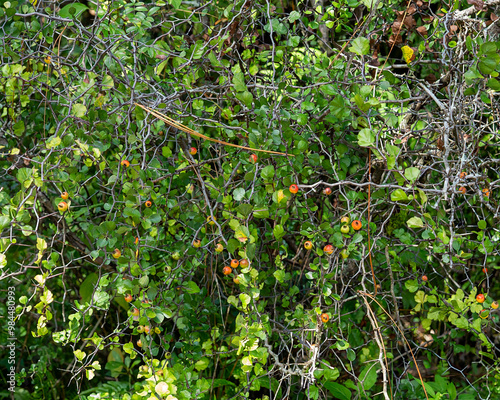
1,0 -> 500,399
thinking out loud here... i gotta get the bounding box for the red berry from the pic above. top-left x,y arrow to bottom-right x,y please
289,184 -> 299,194
249,154 -> 258,163
223,266 -> 232,275
476,294 -> 486,303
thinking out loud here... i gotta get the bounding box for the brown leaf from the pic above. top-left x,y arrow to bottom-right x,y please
388,34 -> 403,46
408,5 -> 417,14
467,0 -> 485,11
491,13 -> 498,22
404,15 -> 416,29
417,26 -> 428,36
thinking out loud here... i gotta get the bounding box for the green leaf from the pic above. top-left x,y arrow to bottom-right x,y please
357,128 -> 375,147
80,273 -> 99,304
233,72 -> 247,92
404,167 -> 420,183
72,103 -> 87,118
273,224 -> 285,240
195,357 -> 209,371
358,364 -> 377,390
391,189 -> 408,202
487,78 -> 500,91
324,382 -> 351,400
274,270 -> 285,283
478,220 -> 487,230
261,165 -> 275,181
13,120 -> 25,137
289,10 -> 301,22
405,279 -> 418,293
349,37 -> 370,56
233,188 -> 246,201
407,217 -> 424,228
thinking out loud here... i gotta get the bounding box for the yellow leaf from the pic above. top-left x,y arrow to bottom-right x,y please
401,46 -> 415,64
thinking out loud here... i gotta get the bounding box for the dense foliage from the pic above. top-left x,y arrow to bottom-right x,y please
1,0 -> 500,398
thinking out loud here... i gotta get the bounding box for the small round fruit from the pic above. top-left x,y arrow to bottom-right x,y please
352,220 -> 362,231
172,252 -> 181,260
154,327 -> 161,334
207,215 -> 217,225
215,243 -> 224,253
223,266 -> 232,275
233,277 -> 240,284
193,239 -> 201,248
124,294 -> 133,302
61,191 -> 69,200
189,147 -> 197,155
231,259 -> 239,268
121,160 -> 130,167
340,225 -> 350,234
240,259 -> 249,268
323,244 -> 334,255
491,301 -> 499,309
145,200 -> 152,208
476,294 -> 486,303
422,275 -> 428,282
460,171 -> 466,179
289,184 -> 299,194
482,267 -> 488,273
458,186 -> 466,194
137,325 -> 144,333
482,188 -> 490,197
323,187 -> 332,195
57,201 -> 68,212
304,241 -> 313,250
112,249 -> 121,259
340,249 -> 349,259
131,308 -> 140,317
249,154 -> 258,163
340,216 -> 350,225
136,339 -> 142,347
321,313 -> 329,323
144,325 -> 151,334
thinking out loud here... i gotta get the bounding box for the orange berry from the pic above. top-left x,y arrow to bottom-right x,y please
215,243 -> 224,253
249,154 -> 258,163
321,313 -> 329,323
61,191 -> 69,200
304,241 -> 313,250
476,294 -> 486,303
323,244 -> 334,255
491,301 -> 498,309
482,267 -> 488,274
192,239 -> 201,248
57,201 -> 68,212
145,200 -> 152,207
323,187 -> 332,195
460,171 -> 466,179
422,275 -> 428,282
189,147 -> 197,155
240,259 -> 249,268
352,220 -> 362,231
458,186 -> 466,194
112,249 -> 121,259
482,188 -> 490,197
230,259 -> 239,268
124,294 -> 133,302
289,184 -> 299,194
121,160 -> 130,167
223,266 -> 232,275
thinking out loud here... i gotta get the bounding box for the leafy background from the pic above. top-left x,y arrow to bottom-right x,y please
1,0 -> 500,398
